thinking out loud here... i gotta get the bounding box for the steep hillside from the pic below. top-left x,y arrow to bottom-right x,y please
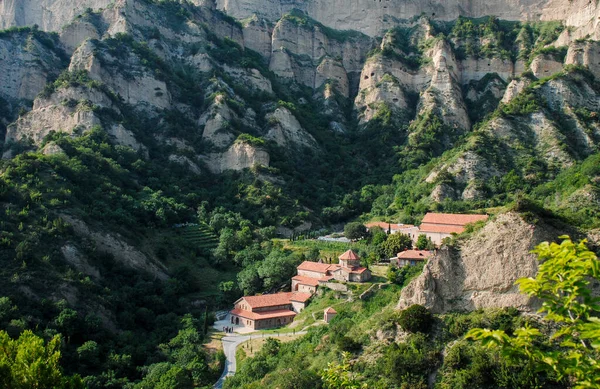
1,0 -> 600,386
398,211 -> 596,313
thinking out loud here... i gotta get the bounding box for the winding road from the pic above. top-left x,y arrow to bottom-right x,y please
213,331 -> 307,389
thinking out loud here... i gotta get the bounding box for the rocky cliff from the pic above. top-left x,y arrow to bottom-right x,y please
216,0 -> 600,37
0,0 -> 597,191
397,212 -> 594,313
0,0 -> 598,211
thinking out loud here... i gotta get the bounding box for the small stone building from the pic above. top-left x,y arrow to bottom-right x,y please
324,307 -> 337,323
331,250 -> 371,282
391,250 -> 432,267
291,275 -> 320,293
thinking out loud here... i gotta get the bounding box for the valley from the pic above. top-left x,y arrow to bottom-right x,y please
0,0 -> 599,388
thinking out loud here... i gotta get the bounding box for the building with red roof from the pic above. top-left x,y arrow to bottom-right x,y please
365,222 -> 419,238
391,250 -> 433,267
292,275 -> 331,294
418,212 -> 488,245
324,307 -> 337,323
293,250 -> 371,292
233,252 -> 373,331
332,250 -> 371,282
230,291 -> 312,330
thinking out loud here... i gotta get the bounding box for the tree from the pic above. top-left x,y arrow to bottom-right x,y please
137,315 -> 214,388
344,222 -> 368,241
398,304 -> 434,333
467,237 -> 600,388
307,247 -> 321,261
387,266 -> 402,284
219,281 -> 240,304
77,340 -> 100,366
54,308 -> 80,341
382,233 -> 412,258
0,330 -> 84,389
321,352 -> 366,389
369,226 -> 387,245
415,234 -> 433,250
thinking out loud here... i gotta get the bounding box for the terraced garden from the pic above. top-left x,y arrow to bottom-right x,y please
178,224 -> 219,249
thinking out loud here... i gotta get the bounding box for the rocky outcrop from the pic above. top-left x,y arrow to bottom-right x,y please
168,154 -> 202,175
549,0 -> 600,43
59,12 -> 105,54
68,39 -> 172,112
0,32 -> 65,102
268,15 -> 372,95
565,40 -> 600,80
427,151 -> 499,199
530,53 -> 564,78
223,64 -> 273,93
199,94 -> 238,148
501,77 -> 532,104
315,57 -> 349,98
217,0 -> 598,37
204,141 -> 269,173
242,15 -> 273,59
6,86 -> 109,144
107,124 -> 146,154
397,212 -> 572,313
0,0 -> 113,31
460,58 -> 516,84
61,244 -> 101,279
420,39 -> 471,130
5,85 -> 145,153
265,107 -> 317,149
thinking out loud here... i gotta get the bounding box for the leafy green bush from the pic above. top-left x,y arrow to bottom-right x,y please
398,304 -> 433,333
467,237 -> 600,388
235,133 -> 266,147
498,90 -> 542,116
343,222 -> 367,241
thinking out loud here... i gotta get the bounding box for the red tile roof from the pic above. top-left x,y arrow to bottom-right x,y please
237,291 -> 312,309
419,223 -> 465,234
365,222 -> 392,230
325,307 -> 337,314
292,275 -> 320,287
397,250 -> 432,260
230,308 -> 296,321
297,261 -> 336,273
421,213 -> 488,226
365,222 -> 416,231
339,250 -> 360,260
350,267 -> 369,274
240,292 -> 296,309
334,266 -> 369,275
397,224 -> 416,230
290,292 -> 312,303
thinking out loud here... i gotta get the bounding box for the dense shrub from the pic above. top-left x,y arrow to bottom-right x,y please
398,304 -> 434,333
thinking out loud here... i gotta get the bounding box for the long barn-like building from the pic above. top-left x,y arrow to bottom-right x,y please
230,292 -> 312,330
419,213 -> 489,245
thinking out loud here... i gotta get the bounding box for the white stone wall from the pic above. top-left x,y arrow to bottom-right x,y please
424,232 -> 451,246
291,301 -> 305,313
297,269 -> 326,279
296,284 -> 316,294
